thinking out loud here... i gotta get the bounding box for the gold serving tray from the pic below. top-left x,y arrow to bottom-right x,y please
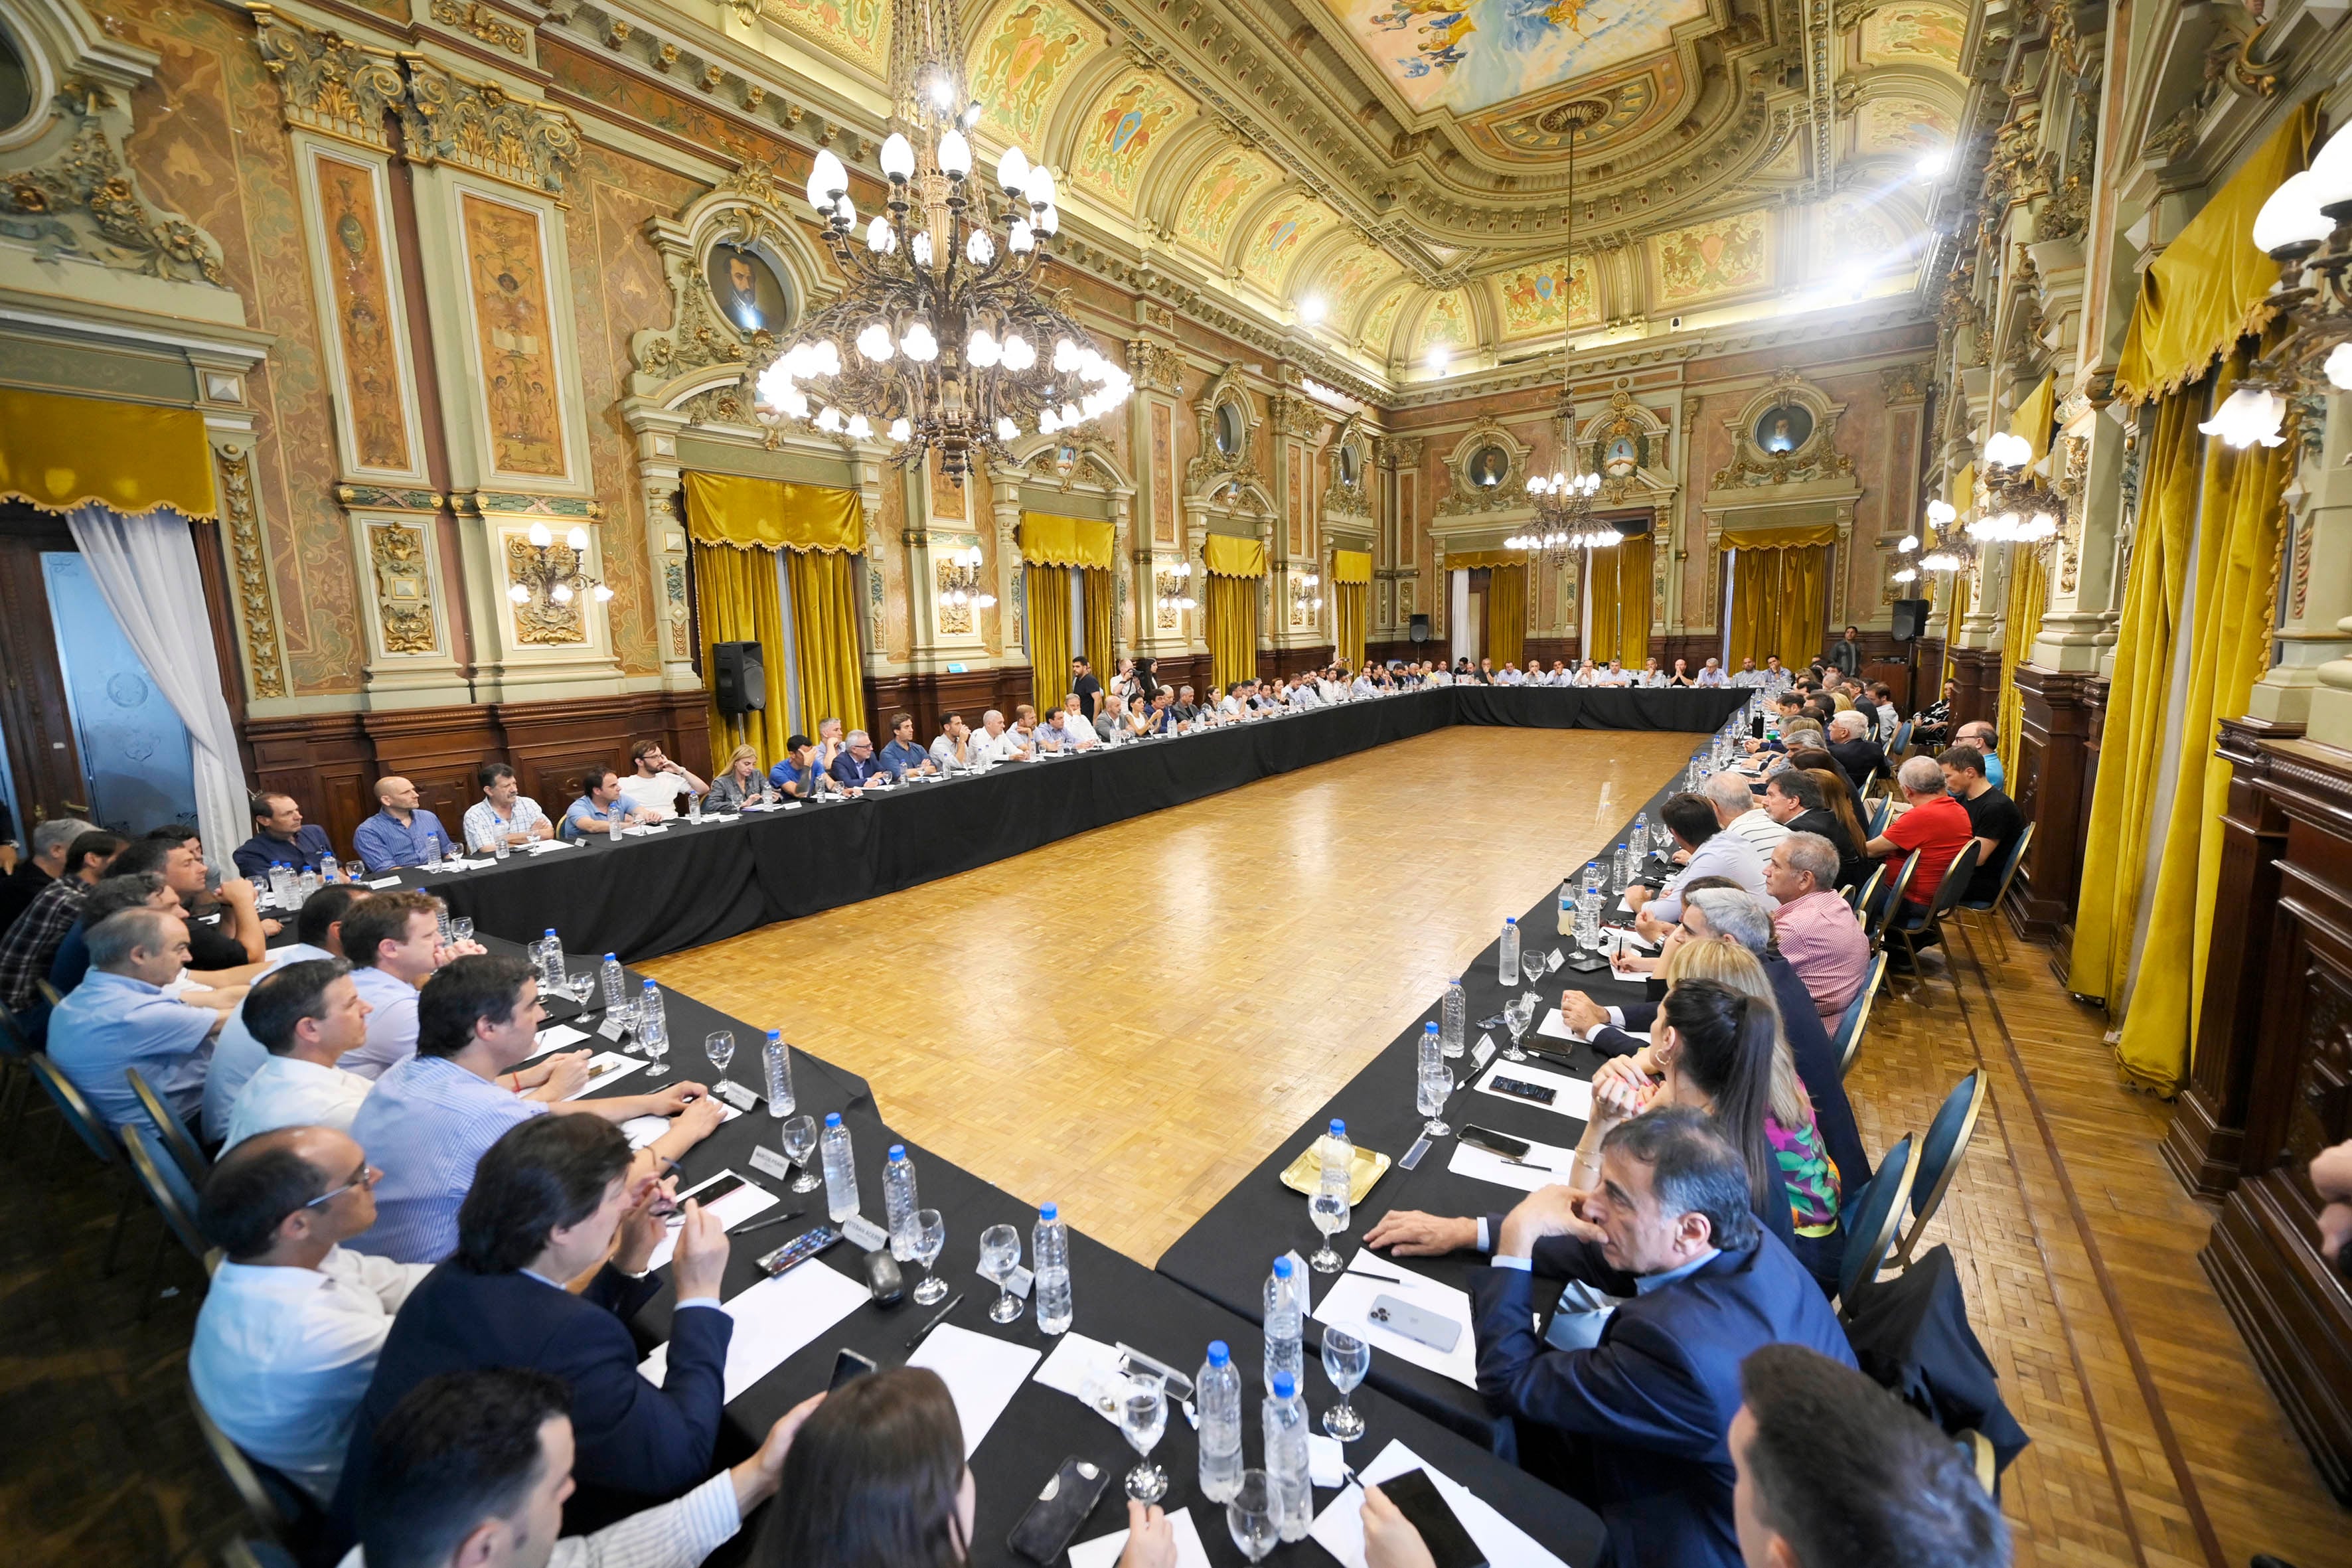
1279,1143 -> 1390,1205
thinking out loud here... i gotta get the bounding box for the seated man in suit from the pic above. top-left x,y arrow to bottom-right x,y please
1826,710 -> 1889,791
1755,767 -> 1867,892
332,1115 -> 735,1545
234,791 -> 343,880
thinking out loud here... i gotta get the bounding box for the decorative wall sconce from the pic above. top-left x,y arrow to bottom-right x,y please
1291,570 -> 1323,615
506,522 -> 612,614
937,543 -> 996,609
1155,559 -> 1197,610
2221,123 -> 2352,447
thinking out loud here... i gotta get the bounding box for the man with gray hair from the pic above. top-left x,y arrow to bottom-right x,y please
0,815 -> 96,935
1703,769 -> 1788,858
826,728 -> 892,789
1826,708 -> 1889,791
1764,833 -> 1872,1030
1865,753 -> 1976,917
48,907 -> 226,1131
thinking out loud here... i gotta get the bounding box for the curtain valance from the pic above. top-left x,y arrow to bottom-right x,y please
1202,532 -> 1267,578
1441,548 -> 1524,572
1719,520 -> 1838,549
1020,511 -> 1115,570
0,389 -> 218,519
2114,102 -> 2314,404
683,471 -> 862,554
1330,549 -> 1372,584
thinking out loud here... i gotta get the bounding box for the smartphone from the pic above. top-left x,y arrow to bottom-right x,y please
684,1172 -> 747,1208
829,1347 -> 878,1390
1366,1294 -> 1462,1354
1459,1123 -> 1532,1160
1007,1456 -> 1112,1564
1377,1468 -> 1486,1568
1488,1075 -> 1557,1107
756,1225 -> 840,1277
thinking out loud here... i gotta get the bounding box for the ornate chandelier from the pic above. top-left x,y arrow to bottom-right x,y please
1897,429 -> 2056,585
756,0 -> 1132,478
1512,104 -> 1609,574
507,522 -> 613,613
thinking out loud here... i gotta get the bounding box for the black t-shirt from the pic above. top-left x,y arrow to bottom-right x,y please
1071,672 -> 1102,719
184,906 -> 250,970
1959,787 -> 2023,902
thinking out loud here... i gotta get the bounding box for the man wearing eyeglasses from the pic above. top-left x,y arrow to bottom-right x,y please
189,1125 -> 430,1506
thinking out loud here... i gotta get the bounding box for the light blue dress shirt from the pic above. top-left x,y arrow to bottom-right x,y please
562,794 -> 643,840
49,968 -> 216,1131
341,963 -> 424,1081
347,1054 -> 548,1264
353,808 -> 452,873
1652,830 -> 1769,921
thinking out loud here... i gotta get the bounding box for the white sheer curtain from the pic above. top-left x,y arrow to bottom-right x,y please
65,504 -> 251,861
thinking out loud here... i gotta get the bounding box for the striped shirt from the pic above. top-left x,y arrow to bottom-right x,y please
347,1054 -> 546,1264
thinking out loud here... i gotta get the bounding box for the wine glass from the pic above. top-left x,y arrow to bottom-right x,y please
1227,1470 -> 1279,1564
704,1030 -> 735,1081
979,1224 -> 1023,1324
1120,1374 -> 1169,1502
1308,1184 -> 1350,1274
342,859 -> 365,884
1502,995 -> 1533,1063
640,1010 -> 670,1077
910,1209 -> 948,1304
1322,1328 -> 1370,1441
451,917 -> 475,944
780,1114 -> 821,1193
1417,1061 -> 1453,1138
1522,950 -> 1546,987
609,994 -> 640,1054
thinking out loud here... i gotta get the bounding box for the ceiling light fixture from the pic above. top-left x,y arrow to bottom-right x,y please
1298,295 -> 1327,325
1522,102 -> 1612,566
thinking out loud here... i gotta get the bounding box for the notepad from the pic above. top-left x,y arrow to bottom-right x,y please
1308,1440 -> 1567,1568
637,1256 -> 868,1401
1069,1506 -> 1214,1568
533,1024 -> 590,1052
618,1099 -> 742,1152
1474,1058 -> 1594,1122
905,1323 -> 1042,1458
1310,1251 -> 1477,1389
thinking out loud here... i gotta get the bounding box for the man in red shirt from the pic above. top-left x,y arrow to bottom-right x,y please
1865,754 -> 1974,907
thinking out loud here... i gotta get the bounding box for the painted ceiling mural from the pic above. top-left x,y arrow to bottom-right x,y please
757,0 -> 888,74
1067,71 -> 1196,209
1173,147 -> 1282,254
1318,0 -> 1708,117
968,0 -> 1096,148
1494,258 -> 1599,337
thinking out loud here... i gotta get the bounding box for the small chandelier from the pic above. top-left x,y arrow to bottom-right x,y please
757,0 -> 1132,479
1154,559 -> 1197,611
1902,429 -> 2057,582
2217,121 -> 2352,448
507,521 -> 613,612
1517,102 -> 1607,571
937,543 -> 996,609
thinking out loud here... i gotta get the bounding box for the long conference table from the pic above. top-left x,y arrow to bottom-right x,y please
386,686 -> 1748,963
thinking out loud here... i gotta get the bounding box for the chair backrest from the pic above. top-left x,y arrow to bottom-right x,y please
29,1052 -> 118,1167
1834,951 -> 1890,1079
1891,720 -> 1913,757
189,1376 -> 297,1544
125,1121 -> 217,1270
1865,797 -> 1893,837
126,1065 -> 212,1189
34,977 -> 64,1008
1928,841 -> 1982,921
1866,852 -> 1921,943
1970,821 -> 2036,911
1847,863 -> 1885,915
0,993 -> 32,1060
1897,1071 -> 1989,1263
1838,1133 -> 1917,1308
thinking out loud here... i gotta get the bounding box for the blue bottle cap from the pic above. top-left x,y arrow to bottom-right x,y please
1273,1372 -> 1295,1399
767,1029 -> 782,1042
1425,1021 -> 1439,1033
1506,915 -> 1516,925
824,1112 -> 842,1128
1208,1341 -> 1231,1366
1328,1119 -> 1346,1137
888,1144 -> 905,1160
602,952 -> 616,960
1040,1202 -> 1058,1221
641,978 -> 657,988
1273,1255 -> 1293,1278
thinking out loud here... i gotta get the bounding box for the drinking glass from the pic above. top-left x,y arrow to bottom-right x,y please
1502,996 -> 1533,1063
1417,1063 -> 1452,1138
1522,951 -> 1545,987
451,917 -> 475,944
248,875 -> 270,906
705,1030 -> 735,1079
979,1224 -> 1024,1324
609,994 -> 640,1054
1121,1374 -> 1170,1502
342,860 -> 365,884
1322,1328 -> 1370,1441
1308,1186 -> 1349,1274
910,1209 -> 948,1304
780,1115 -> 821,1193
1227,1471 -> 1279,1564
640,1013 -> 670,1077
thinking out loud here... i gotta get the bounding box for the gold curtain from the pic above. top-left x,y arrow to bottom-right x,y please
1081,566 -> 1115,685
1336,582 -> 1367,669
2009,374 -> 2058,463
1996,544 -> 2049,770
1614,534 -> 1654,666
683,471 -> 863,553
785,546 -> 867,740
1202,532 -> 1267,578
1028,562 -> 1073,707
2066,385 -> 2206,1006
1330,550 -> 1372,583
2114,347 -> 2292,1092
692,541 -> 793,761
1206,573 -> 1259,692
1776,545 -> 1828,669
1488,562 -> 1528,668
1441,548 -> 1525,571
1587,548 -> 1620,663
0,388 -> 220,518
1725,548 -> 1778,668
1020,511 -> 1115,569
2114,105 -> 2315,404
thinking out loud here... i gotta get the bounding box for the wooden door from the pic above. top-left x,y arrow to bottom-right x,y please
0,505 -> 90,831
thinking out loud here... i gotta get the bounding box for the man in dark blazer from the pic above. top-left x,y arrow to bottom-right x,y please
1758,767 -> 1869,892
330,1115 -> 732,1547
1470,1108 -> 1858,1568
1826,710 -> 1890,791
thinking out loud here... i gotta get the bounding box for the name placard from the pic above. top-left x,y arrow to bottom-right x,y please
748,1145 -> 795,1180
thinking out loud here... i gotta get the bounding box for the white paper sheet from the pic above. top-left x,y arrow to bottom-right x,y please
637,1256 -> 868,1401
1308,1440 -> 1569,1568
1535,1008 -> 1648,1048
364,876 -> 405,889
533,1024 -> 590,1052
1068,1506 -> 1214,1568
1474,1059 -> 1594,1122
642,1165 -> 777,1271
524,838 -> 577,854
619,1099 -> 742,1151
1309,1250 -> 1478,1389
1031,1331 -> 1125,1426
563,1051 -> 645,1099
1446,1132 -> 1579,1193
905,1322 -> 1043,1457
1309,1433 -> 1347,1489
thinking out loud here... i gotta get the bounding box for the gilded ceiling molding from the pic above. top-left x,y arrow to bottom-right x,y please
428,0 -> 530,56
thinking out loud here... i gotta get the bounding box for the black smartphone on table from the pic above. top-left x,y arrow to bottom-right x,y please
1459,1124 -> 1533,1160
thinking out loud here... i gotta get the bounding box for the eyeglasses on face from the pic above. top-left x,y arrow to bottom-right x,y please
303,1160 -> 382,1208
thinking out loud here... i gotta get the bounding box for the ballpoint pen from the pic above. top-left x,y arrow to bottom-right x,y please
730,1208 -> 808,1236
904,1291 -> 966,1350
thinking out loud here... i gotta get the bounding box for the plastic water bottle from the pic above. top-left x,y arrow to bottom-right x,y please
1632,812 -> 1650,864
688,791 -> 702,823
295,866 -> 319,906
1263,1370 -> 1312,1541
599,952 -> 627,1014
820,1112 -> 859,1223
882,1144 -> 919,1260
1558,876 -> 1575,924
638,979 -> 666,1040
1263,1256 -> 1304,1397
761,1029 -> 794,1118
317,852 -> 337,884
1319,1119 -> 1354,1195
1197,1341 -> 1245,1504
267,862 -> 291,906
1498,915 -> 1520,984
1033,1202 -> 1073,1335
1440,977 -> 1466,1059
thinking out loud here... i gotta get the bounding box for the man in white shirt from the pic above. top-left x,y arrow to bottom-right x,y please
930,712 -> 982,771
222,958 -> 376,1148
1636,657 -> 1667,688
617,740 -> 706,821
1704,769 -> 1790,856
1593,659 -> 1626,686
190,1125 -> 433,1504
339,890 -> 481,1081
997,706 -> 1042,761
1219,681 -> 1249,718
1729,657 -> 1764,689
205,884 -> 368,1140
1695,658 -> 1730,686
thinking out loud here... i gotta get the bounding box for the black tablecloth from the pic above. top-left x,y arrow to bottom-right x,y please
375,688 -> 1745,964
535,943 -> 1608,1568
1154,779 -> 1687,1449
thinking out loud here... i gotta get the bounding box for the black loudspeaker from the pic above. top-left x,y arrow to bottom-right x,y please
1408,613 -> 1431,644
1888,599 -> 1932,643
712,640 -> 765,714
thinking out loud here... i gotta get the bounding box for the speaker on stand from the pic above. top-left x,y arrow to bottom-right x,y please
712,641 -> 765,750
1887,597 -> 1930,712
1408,613 -> 1430,645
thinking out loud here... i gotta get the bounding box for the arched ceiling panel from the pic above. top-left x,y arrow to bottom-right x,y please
1171,147 -> 1283,258
967,0 -> 1101,152
1063,68 -> 1198,212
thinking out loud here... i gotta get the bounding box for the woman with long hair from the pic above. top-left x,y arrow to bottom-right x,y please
762,1368 -> 1174,1568
706,743 -> 765,809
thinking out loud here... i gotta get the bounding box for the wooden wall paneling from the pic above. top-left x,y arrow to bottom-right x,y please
2009,665 -> 2100,937
1257,643 -> 1335,682
246,714 -> 377,856
364,706 -> 507,837
1944,644 -> 2002,730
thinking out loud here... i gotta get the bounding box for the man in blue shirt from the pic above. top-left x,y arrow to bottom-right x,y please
353,778 -> 452,873
876,712 -> 937,778
234,793 -> 343,880
828,729 -> 891,791
48,907 -> 230,1131
561,769 -> 647,840
767,735 -> 830,799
